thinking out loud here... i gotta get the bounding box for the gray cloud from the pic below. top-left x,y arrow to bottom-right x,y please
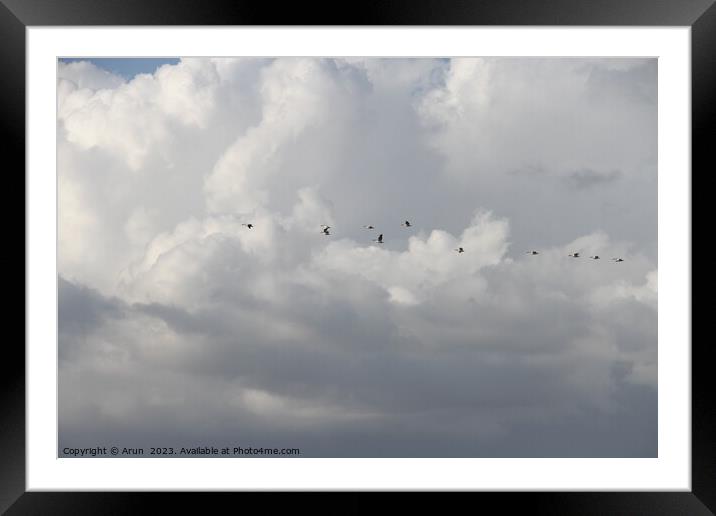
584,59 -> 658,106
58,230 -> 657,457
565,168 -> 623,190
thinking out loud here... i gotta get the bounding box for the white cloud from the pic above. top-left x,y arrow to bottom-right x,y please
58,60 -> 125,91
418,58 -> 656,181
313,210 -> 508,305
204,58 -> 363,214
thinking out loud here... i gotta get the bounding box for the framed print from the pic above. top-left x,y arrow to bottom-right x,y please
7,0 -> 711,512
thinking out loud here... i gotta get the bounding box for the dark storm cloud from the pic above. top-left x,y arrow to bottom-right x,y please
58,234 -> 657,457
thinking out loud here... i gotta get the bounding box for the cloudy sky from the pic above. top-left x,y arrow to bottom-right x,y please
57,57 -> 657,457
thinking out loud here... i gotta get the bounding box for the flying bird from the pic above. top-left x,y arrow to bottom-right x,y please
373,234 -> 384,244
241,223 -> 254,229
455,247 -> 465,253
363,225 -> 375,229
568,252 -> 581,258
612,257 -> 625,262
590,255 -> 600,260
321,225 -> 331,235
401,220 -> 412,227
526,250 -> 539,255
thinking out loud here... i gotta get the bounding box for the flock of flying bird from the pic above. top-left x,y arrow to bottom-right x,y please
241,221 -> 626,262
527,250 -> 624,262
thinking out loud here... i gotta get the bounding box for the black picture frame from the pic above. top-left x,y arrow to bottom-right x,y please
6,0 -> 709,513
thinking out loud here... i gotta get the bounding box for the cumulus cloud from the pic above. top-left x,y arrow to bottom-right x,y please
58,60 -> 125,91
58,58 -> 657,457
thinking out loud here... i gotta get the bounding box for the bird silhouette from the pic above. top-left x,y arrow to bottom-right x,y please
241,223 -> 254,229
455,247 -> 465,253
401,220 -> 412,227
373,234 -> 384,244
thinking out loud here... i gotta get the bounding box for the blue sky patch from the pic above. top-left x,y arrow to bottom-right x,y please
59,57 -> 180,80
